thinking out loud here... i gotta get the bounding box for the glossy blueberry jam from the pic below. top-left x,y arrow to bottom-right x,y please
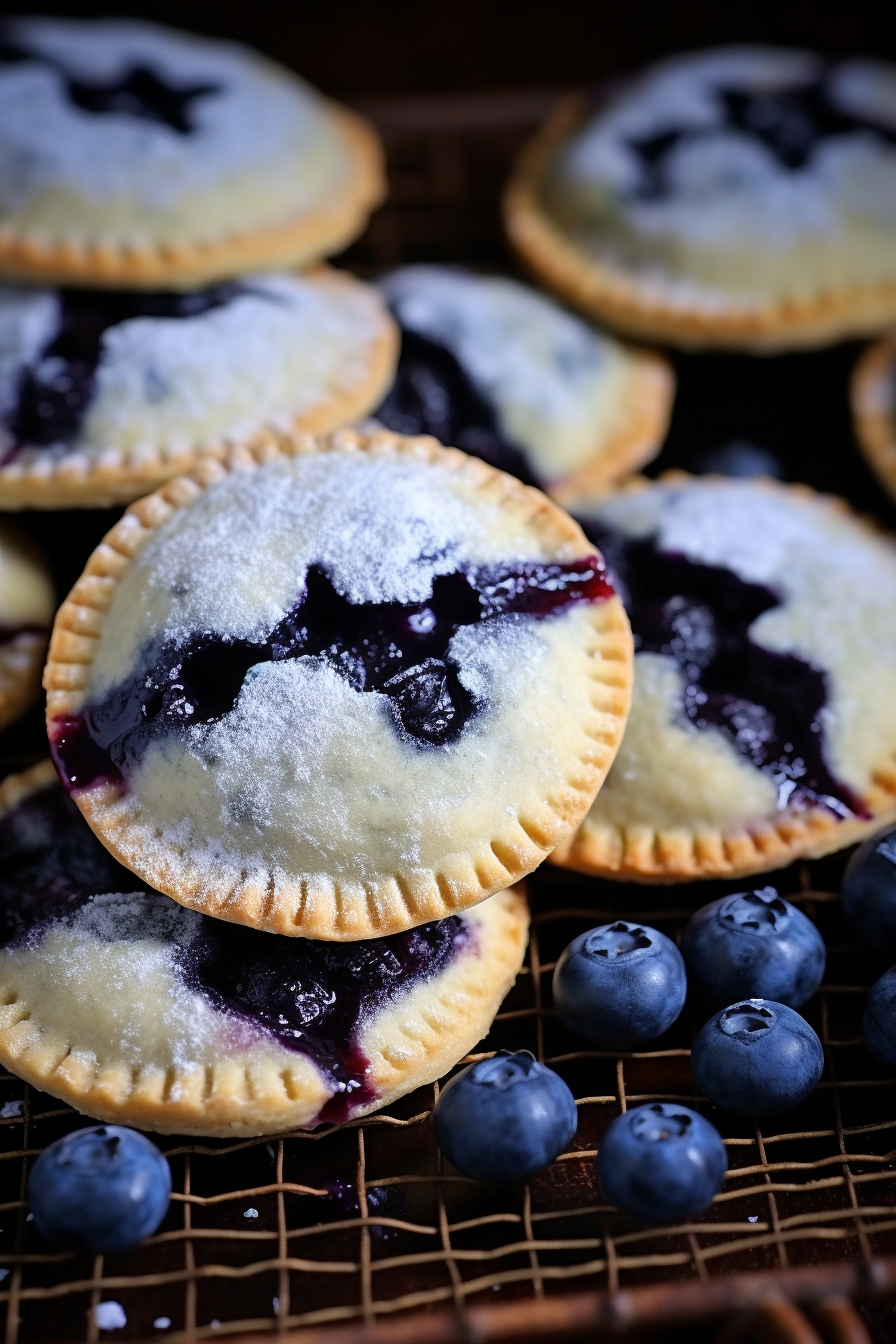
0,780 -> 468,1122
374,327 -> 538,485
52,556 -> 613,790
581,519 -> 865,818
187,912 -> 467,1123
628,75 -> 896,201
0,37 -> 219,134
1,285 -> 241,464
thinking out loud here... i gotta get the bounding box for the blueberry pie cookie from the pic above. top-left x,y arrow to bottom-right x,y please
0,267 -> 398,509
552,475 -> 896,881
852,335 -> 896,505
44,428 -> 632,938
374,265 -> 673,499
507,48 -> 896,350
0,520 -> 54,731
0,17 -> 384,288
0,763 -> 528,1136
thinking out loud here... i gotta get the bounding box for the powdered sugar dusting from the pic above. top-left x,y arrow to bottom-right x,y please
0,287 -> 58,441
89,450 -> 570,693
0,17 -> 343,217
378,266 -> 634,478
583,479 -> 896,790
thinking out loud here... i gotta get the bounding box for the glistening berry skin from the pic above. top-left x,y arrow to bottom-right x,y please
433,1052 -> 577,1181
552,921 -> 686,1048
863,966 -> 896,1069
28,1125 -> 171,1253
682,887 -> 825,1010
691,1000 -> 824,1118
597,1103 -> 727,1222
842,825 -> 896,957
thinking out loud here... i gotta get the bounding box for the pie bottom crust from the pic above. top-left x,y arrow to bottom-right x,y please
0,764 -> 529,1137
0,106 -> 384,291
547,348 -> 675,504
45,428 -> 633,940
549,473 -> 896,883
852,335 -> 896,506
0,268 -> 400,510
505,99 -> 896,354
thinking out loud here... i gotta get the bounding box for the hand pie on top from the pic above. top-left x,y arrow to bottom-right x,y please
44,429 -> 633,940
552,475 -> 896,881
852,335 -> 896,505
374,265 -> 673,500
0,763 -> 528,1137
0,17 -> 384,288
0,267 -> 398,508
506,48 -> 896,351
0,520 -> 54,732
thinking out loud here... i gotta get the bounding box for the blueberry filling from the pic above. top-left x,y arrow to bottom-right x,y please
185,912 -> 467,1124
51,555 -> 612,790
627,74 -> 896,201
0,37 -> 219,133
0,620 -> 45,645
0,781 -> 468,1123
581,519 -> 866,818
1,284 -> 242,465
374,328 -> 539,486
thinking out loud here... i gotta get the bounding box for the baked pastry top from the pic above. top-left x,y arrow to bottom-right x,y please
0,18 -> 384,287
0,763 -> 528,1136
374,264 -> 672,497
0,268 -> 397,508
552,474 -> 896,881
507,48 -> 896,349
0,518 -> 54,731
45,429 -> 632,939
852,334 -> 896,506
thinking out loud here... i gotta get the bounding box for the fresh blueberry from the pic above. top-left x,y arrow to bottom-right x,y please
552,921 -> 686,1048
691,1000 -> 824,1117
843,825 -> 896,957
28,1125 -> 171,1253
433,1051 -> 577,1181
682,886 -> 825,1010
597,1102 -> 727,1221
693,441 -> 785,478
863,965 -> 896,1068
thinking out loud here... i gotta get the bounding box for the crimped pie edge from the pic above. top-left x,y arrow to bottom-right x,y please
504,98 -> 896,354
0,104 -> 385,290
44,427 -> 633,937
0,267 -> 400,511
549,471 -> 896,882
851,336 -> 896,506
0,762 -> 529,1136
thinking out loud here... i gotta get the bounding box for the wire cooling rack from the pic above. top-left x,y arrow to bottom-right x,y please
1,859 -> 896,1342
2,88 -> 896,1343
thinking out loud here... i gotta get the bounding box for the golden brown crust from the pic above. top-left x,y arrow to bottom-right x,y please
547,348 -> 674,504
0,766 -> 529,1137
0,267 -> 400,511
0,105 -> 385,290
44,428 -> 633,938
851,336 -> 896,504
549,472 -> 896,883
505,98 -> 896,354
0,630 -> 49,733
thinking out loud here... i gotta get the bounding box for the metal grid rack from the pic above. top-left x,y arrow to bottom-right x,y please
1,90 -> 896,1343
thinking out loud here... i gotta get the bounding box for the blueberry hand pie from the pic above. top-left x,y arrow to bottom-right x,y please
0,520 -> 54,731
852,335 -> 896,505
0,763 -> 528,1136
507,48 -> 896,350
552,475 -> 896,881
374,265 -> 672,499
44,429 -> 632,938
0,267 -> 398,508
0,17 -> 384,288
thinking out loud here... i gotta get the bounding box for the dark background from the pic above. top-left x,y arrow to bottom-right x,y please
8,2 -> 896,100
